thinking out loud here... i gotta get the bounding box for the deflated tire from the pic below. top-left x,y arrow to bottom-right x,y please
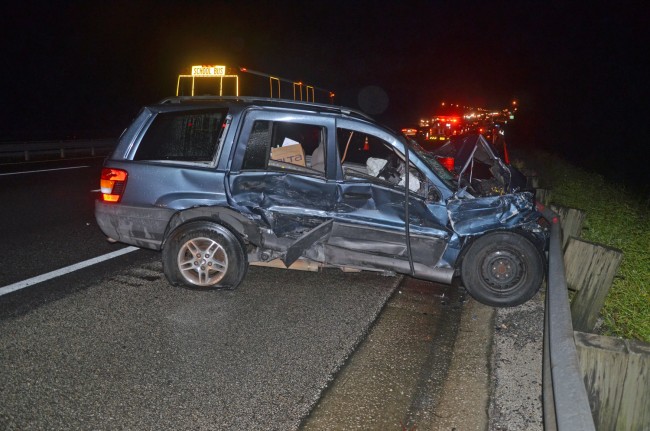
162,221 -> 248,290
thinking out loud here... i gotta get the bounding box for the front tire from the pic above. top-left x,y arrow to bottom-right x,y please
460,231 -> 544,307
163,221 -> 248,290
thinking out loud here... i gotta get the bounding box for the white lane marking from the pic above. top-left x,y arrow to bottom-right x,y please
0,246 -> 139,297
0,165 -> 90,176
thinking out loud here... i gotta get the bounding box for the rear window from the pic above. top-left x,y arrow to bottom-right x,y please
134,109 -> 227,162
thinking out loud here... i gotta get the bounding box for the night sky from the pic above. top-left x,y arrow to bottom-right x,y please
1,1 -> 648,190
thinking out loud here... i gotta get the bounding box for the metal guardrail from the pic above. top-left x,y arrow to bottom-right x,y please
541,207 -> 596,430
0,139 -> 116,161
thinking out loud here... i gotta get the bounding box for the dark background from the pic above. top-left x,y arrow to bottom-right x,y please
1,1 -> 648,192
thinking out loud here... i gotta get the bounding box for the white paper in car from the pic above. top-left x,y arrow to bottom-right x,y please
282,138 -> 300,147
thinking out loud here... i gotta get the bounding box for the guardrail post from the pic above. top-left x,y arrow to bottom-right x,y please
536,188 -> 552,206
619,339 -> 650,430
526,173 -> 539,189
550,205 -> 586,249
574,332 -> 650,430
24,150 -> 30,161
564,237 -> 623,332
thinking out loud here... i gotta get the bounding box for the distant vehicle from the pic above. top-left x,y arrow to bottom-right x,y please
418,115 -> 465,144
430,134 -> 528,196
96,97 -> 548,307
401,127 -> 418,137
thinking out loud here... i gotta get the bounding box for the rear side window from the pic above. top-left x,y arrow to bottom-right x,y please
134,109 -> 227,162
242,120 -> 326,174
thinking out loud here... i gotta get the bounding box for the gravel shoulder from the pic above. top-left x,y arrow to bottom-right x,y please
488,290 -> 544,431
431,289 -> 545,431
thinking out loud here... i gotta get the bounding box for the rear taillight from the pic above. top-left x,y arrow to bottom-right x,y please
100,168 -> 128,203
437,156 -> 455,172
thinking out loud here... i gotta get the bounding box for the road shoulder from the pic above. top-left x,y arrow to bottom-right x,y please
301,277 -> 464,430
430,297 -> 494,430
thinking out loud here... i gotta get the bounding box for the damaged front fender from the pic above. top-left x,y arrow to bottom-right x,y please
447,192 -> 541,236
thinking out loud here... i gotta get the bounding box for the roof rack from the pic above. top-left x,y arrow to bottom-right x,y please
158,95 -> 374,122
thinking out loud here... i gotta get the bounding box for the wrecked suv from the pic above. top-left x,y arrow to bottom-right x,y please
96,97 -> 548,307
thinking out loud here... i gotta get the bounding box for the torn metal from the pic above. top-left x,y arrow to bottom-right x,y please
447,191 -> 541,236
433,134 -> 528,196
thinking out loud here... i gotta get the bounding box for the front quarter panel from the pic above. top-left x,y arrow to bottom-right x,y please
447,192 -> 541,236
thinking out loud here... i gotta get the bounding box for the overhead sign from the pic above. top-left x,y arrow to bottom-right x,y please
191,65 -> 226,77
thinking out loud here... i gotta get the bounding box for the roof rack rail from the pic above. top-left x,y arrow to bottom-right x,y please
157,95 -> 374,122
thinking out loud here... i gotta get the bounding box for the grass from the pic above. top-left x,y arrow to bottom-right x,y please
514,151 -> 649,343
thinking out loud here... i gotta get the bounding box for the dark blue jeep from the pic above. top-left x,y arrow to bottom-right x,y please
95,97 -> 548,306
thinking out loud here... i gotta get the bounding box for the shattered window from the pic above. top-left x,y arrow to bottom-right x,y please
134,109 -> 226,162
242,120 -> 272,170
242,120 -> 326,174
338,128 -> 427,195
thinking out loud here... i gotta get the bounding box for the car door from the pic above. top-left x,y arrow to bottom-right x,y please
326,120 -> 452,274
227,110 -> 338,240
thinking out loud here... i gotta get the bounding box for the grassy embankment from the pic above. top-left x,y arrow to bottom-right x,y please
516,152 -> 649,343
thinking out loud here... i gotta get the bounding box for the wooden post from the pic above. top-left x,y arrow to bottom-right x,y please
616,339 -> 650,430
535,188 -> 552,206
525,174 -> 539,189
574,332 -> 650,431
564,237 -> 623,332
550,204 -> 587,248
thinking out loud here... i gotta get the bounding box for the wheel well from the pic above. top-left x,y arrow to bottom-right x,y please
161,217 -> 249,290
161,208 -> 258,251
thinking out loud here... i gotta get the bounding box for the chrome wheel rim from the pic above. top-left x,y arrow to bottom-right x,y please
177,237 -> 228,286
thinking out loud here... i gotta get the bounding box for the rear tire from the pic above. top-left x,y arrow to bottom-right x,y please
460,231 -> 544,307
163,221 -> 247,290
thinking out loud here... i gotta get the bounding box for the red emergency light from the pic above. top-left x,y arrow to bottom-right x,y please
437,157 -> 455,172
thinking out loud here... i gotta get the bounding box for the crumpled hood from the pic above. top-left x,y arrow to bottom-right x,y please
447,191 -> 539,236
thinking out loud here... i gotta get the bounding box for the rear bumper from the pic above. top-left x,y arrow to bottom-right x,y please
94,200 -> 174,250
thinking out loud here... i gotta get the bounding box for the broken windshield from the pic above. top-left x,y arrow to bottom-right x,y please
407,139 -> 457,191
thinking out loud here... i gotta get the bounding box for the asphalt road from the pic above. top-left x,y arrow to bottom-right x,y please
0,158 -> 119,287
2,256 -> 406,429
0,157 -> 460,429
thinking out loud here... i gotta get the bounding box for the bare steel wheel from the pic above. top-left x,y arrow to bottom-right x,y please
479,248 -> 524,293
460,231 -> 544,307
163,221 -> 247,290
